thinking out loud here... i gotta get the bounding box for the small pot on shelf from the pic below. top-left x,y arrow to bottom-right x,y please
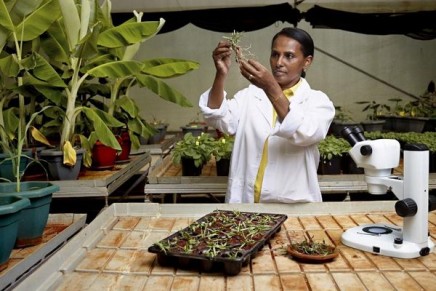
216,158 -> 230,176
181,157 -> 203,176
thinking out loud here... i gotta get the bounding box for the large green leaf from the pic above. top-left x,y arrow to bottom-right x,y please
0,0 -> 14,32
3,108 -> 19,138
97,20 -> 164,48
0,55 -> 19,77
41,20 -> 70,63
34,86 -> 65,106
21,53 -> 66,87
115,95 -> 138,118
86,60 -> 143,78
73,22 -> 101,60
98,0 -> 113,28
81,53 -> 114,70
0,0 -> 60,49
81,107 -> 121,150
142,58 -> 200,78
135,75 -> 193,107
77,133 -> 92,167
127,117 -> 154,137
15,0 -> 60,41
57,0 -> 80,50
89,107 -> 124,128
7,0 -> 43,25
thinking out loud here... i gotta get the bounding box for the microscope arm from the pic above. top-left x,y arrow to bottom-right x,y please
365,176 -> 404,200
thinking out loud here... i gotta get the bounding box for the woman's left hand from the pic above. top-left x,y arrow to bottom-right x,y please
239,59 -> 280,94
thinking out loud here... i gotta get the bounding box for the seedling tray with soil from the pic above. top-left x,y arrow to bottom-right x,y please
148,210 -> 287,275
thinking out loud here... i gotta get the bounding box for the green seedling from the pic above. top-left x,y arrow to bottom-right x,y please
222,30 -> 255,62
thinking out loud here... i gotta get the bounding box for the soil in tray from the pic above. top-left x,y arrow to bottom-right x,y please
148,210 -> 287,275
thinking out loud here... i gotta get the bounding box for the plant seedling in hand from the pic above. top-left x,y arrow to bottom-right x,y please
222,30 -> 255,63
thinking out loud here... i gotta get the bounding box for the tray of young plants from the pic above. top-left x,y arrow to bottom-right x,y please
148,210 -> 287,275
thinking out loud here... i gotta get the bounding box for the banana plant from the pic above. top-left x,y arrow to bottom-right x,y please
0,0 -> 62,190
89,10 -> 199,150
36,0 -> 199,166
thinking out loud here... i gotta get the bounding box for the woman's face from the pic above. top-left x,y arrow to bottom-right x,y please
270,35 -> 312,89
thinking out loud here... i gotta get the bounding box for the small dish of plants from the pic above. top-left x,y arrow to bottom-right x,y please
148,210 -> 287,275
287,236 -> 338,263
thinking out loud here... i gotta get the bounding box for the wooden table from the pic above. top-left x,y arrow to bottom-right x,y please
51,152 -> 152,206
145,155 -> 436,203
15,202 -> 436,291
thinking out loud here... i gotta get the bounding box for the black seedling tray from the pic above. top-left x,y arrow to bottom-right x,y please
148,210 -> 287,275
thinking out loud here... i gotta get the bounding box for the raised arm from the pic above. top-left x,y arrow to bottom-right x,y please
208,41 -> 233,109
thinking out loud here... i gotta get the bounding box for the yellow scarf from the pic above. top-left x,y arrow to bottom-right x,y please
253,81 -> 301,202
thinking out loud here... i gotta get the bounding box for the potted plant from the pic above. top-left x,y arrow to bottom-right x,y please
383,84 -> 434,133
0,0 -> 64,183
36,1 -> 198,177
212,134 -> 234,176
0,195 -> 30,271
181,112 -> 209,137
172,132 -> 215,176
317,135 -> 350,175
355,100 -> 389,132
329,106 -> 362,137
147,118 -> 169,144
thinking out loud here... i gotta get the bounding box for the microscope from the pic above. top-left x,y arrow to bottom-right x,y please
340,126 -> 435,258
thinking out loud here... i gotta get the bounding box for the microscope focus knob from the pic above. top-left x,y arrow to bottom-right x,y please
360,145 -> 372,156
395,198 -> 418,217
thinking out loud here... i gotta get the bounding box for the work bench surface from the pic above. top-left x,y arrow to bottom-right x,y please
15,203 -> 436,291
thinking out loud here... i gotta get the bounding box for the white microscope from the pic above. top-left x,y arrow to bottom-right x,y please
340,126 -> 435,258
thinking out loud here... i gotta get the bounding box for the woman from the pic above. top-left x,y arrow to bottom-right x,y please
199,27 -> 335,203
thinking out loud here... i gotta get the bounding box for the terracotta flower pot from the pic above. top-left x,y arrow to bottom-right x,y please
116,132 -> 131,162
92,141 -> 117,170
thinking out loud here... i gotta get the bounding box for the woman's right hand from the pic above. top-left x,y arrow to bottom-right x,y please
212,41 -> 232,76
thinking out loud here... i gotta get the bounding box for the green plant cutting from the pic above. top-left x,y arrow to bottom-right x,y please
222,30 -> 255,63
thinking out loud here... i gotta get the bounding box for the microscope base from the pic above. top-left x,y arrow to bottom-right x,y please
341,224 -> 435,259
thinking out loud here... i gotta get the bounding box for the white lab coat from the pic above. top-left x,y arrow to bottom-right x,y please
199,78 -> 335,203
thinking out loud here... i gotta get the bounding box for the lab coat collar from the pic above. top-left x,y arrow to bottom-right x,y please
252,78 -> 310,127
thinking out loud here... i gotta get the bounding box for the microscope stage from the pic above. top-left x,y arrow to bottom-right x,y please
341,224 -> 434,259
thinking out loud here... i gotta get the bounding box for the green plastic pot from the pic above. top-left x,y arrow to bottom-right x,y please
0,182 -> 60,247
0,196 -> 30,271
0,150 -> 32,181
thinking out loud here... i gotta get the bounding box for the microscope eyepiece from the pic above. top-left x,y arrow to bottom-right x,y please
341,126 -> 366,146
